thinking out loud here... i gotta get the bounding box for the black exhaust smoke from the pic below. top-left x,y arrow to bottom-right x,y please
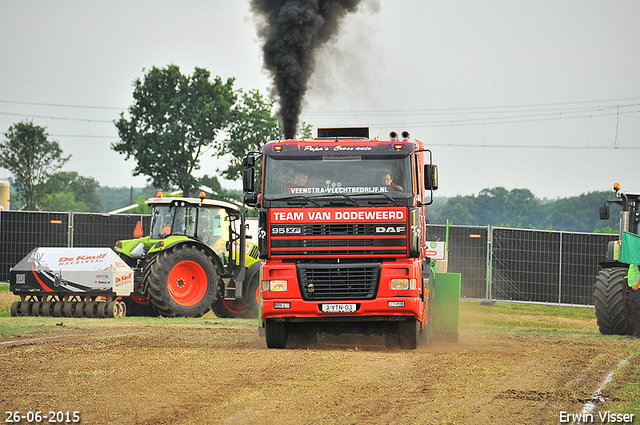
251,0 -> 362,139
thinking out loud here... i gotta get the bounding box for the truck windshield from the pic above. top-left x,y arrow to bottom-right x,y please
263,156 -> 413,200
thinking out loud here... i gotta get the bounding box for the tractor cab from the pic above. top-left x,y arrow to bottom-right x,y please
148,196 -> 237,265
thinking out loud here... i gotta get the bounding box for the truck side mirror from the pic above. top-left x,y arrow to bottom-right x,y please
243,155 -> 255,167
599,205 -> 610,220
243,192 -> 258,206
425,164 -> 438,191
242,165 -> 255,193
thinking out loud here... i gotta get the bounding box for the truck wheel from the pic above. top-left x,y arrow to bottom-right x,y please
147,245 -> 217,317
398,318 -> 420,349
265,319 -> 288,349
594,267 -> 633,335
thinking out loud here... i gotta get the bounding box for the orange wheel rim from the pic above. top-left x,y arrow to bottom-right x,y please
223,299 -> 247,314
167,260 -> 207,306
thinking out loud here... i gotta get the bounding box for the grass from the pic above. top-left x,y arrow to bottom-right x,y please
2,286 -> 638,416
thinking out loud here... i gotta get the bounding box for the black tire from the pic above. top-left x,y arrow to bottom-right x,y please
10,301 -> 20,317
85,301 -> 97,318
146,244 -> 218,317
244,273 -> 261,318
594,267 -> 633,335
31,301 -> 42,317
41,302 -> 53,317
211,296 -> 249,318
265,319 -> 288,349
74,301 -> 85,318
19,301 -> 31,316
398,317 -> 420,349
62,302 -> 74,317
122,297 -> 158,317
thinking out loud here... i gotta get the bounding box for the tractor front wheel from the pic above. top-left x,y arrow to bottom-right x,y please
147,245 -> 217,317
594,267 -> 633,335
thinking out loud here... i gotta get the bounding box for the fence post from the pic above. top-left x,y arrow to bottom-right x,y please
68,211 -> 73,248
487,225 -> 492,301
558,231 -> 563,304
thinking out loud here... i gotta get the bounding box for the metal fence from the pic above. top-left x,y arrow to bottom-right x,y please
426,224 -> 618,306
1,211 -> 618,306
0,211 -> 149,282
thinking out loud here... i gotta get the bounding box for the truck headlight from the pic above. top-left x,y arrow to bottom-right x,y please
390,278 -> 416,290
263,280 -> 288,291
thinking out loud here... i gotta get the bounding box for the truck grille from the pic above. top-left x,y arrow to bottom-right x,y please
297,263 -> 381,300
270,223 -> 407,257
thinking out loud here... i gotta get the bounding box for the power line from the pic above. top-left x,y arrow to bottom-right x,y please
0,111 -> 114,124
0,99 -> 125,111
302,97 -> 640,116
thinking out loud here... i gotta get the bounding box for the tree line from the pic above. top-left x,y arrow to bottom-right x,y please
426,187 -> 621,233
0,64 -> 623,233
1,65 -> 310,212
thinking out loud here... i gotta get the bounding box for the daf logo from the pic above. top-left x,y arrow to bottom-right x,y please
375,226 -> 406,234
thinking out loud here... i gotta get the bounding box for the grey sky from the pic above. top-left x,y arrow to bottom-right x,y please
1,0 -> 638,200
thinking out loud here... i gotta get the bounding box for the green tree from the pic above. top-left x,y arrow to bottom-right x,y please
113,65 -> 236,197
216,89 -> 312,182
0,121 -> 70,210
199,174 -> 222,193
438,195 -> 474,226
40,171 -> 101,212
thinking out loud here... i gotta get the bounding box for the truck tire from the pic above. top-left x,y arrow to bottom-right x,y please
265,319 -> 288,348
594,267 -> 633,335
398,317 -> 420,349
147,244 -> 218,317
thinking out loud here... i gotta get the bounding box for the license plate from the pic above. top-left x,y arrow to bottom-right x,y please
321,303 -> 356,313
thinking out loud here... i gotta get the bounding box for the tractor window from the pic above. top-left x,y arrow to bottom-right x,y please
197,207 -> 230,264
149,203 -> 197,238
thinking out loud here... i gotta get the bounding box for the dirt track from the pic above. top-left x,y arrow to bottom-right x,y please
1,308 -> 636,425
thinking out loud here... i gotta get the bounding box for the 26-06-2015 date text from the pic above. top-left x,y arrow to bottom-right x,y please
5,411 -> 80,423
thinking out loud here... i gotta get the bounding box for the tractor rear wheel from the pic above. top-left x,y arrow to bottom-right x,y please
123,296 -> 158,317
147,244 -> 217,317
594,267 -> 633,335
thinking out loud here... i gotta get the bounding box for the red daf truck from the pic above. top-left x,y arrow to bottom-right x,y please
242,127 -> 439,349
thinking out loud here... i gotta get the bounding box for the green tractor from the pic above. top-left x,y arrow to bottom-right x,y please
115,193 -> 261,318
594,182 -> 640,335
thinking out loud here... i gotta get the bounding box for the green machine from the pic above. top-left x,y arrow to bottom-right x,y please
115,193 -> 261,318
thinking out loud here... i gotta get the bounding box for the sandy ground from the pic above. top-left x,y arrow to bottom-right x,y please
0,308 -> 635,425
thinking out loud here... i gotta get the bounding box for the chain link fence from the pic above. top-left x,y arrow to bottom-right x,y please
1,211 -> 618,306
426,224 -> 617,306
0,211 -> 148,282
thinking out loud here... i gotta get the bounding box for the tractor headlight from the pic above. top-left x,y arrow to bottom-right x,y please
263,280 -> 288,291
390,278 -> 416,290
